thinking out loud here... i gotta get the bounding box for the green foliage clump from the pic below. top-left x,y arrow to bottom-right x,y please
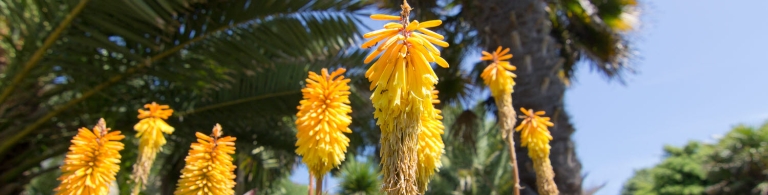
267,178 -> 310,195
422,105 -> 518,195
622,169 -> 654,195
621,141 -> 712,195
338,157 -> 382,195
622,122 -> 768,195
706,125 -> 768,194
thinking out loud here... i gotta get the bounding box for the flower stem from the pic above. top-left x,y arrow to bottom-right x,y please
308,171 -> 314,195
533,157 -> 559,195
495,93 -> 520,195
131,183 -> 143,195
315,174 -> 324,195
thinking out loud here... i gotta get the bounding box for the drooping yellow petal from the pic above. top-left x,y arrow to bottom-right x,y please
499,54 -> 513,60
433,55 -> 449,68
406,20 -> 420,31
419,20 -> 442,28
363,31 -> 398,49
295,68 -> 353,177
413,33 -> 449,47
55,119 -> 124,195
370,14 -> 401,21
416,28 -> 444,40
174,124 -> 237,195
364,28 -> 399,39
384,22 -> 404,29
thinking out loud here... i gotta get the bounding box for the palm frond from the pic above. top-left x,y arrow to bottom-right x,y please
0,0 -> 372,191
549,0 -> 636,80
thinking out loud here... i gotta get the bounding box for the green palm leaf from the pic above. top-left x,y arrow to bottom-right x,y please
0,0 -> 372,193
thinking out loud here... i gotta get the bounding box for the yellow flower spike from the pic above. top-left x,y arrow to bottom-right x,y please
174,124 -> 237,195
416,89 -> 445,193
481,46 -> 517,98
131,102 -> 175,194
516,108 -> 559,195
55,118 -> 125,195
295,68 -> 353,179
482,47 -> 522,194
363,0 -> 448,194
516,108 -> 554,159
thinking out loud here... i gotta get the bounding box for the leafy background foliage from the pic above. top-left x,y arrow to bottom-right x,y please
0,0 -> 642,194
337,157 -> 381,195
0,0 -> 371,194
622,122 -> 768,195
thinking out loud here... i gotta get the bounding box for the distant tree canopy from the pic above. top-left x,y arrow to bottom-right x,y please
622,122 -> 768,195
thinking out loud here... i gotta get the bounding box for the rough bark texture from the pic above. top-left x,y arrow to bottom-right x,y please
463,0 -> 583,194
496,93 -> 521,195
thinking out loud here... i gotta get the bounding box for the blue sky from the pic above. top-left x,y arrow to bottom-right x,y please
292,0 -> 768,194
572,0 -> 768,194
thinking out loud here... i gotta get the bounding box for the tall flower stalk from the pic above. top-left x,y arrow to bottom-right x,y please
174,124 -> 237,195
295,68 -> 353,195
516,108 -> 559,195
416,89 -> 444,193
131,102 -> 175,194
55,118 -> 125,195
480,46 -> 521,194
363,0 -> 449,193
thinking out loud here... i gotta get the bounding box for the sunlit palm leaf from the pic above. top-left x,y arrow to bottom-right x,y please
549,0 -> 635,79
0,0 -> 371,192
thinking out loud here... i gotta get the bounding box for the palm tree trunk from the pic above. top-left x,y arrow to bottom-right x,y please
463,0 -> 583,194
